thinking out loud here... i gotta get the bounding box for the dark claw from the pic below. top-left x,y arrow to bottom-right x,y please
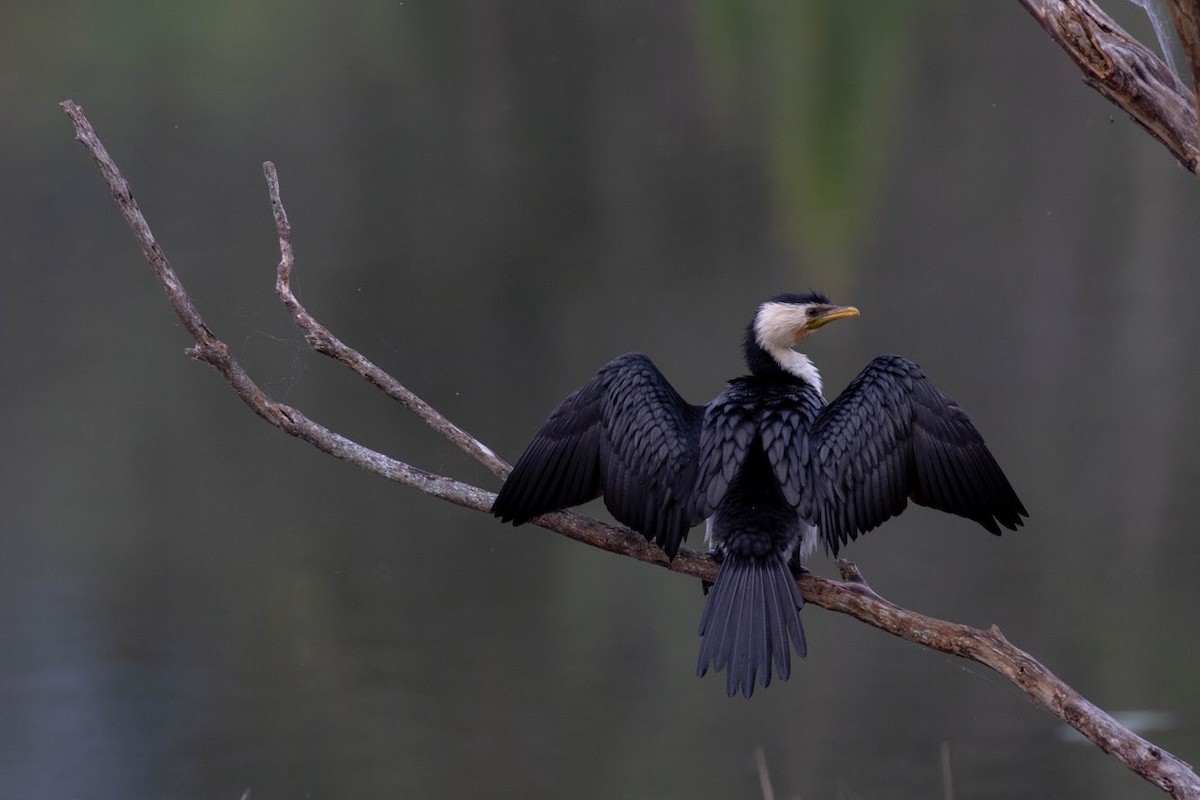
787,549 -> 810,576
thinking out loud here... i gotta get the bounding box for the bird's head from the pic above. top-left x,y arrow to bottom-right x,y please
744,292 -> 860,380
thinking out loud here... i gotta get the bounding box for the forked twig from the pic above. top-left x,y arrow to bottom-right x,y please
60,99 -> 1200,799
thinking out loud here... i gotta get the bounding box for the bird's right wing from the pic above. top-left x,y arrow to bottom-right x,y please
492,353 -> 705,559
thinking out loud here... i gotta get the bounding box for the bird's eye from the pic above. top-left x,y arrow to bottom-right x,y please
805,306 -> 820,317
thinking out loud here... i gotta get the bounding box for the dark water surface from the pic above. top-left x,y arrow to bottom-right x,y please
5,2 -> 1200,798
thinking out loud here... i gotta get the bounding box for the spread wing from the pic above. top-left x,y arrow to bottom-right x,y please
491,353 -> 705,558
810,355 -> 1027,554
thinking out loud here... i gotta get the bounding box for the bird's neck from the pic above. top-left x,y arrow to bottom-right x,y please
743,321 -> 824,395
770,348 -> 823,396
744,338 -> 824,395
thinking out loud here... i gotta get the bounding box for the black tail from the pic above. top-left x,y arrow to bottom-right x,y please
696,554 -> 807,698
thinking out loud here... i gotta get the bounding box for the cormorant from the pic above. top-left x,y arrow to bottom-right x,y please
492,292 -> 1026,697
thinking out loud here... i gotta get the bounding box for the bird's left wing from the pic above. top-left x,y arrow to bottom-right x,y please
492,353 -> 705,558
807,355 -> 1027,554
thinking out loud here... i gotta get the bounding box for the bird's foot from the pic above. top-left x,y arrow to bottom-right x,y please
701,548 -> 724,595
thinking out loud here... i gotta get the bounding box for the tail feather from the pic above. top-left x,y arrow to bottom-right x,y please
700,561 -> 745,673
762,561 -> 791,679
696,554 -> 806,698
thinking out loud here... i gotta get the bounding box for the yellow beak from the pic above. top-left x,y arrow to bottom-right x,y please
808,305 -> 860,329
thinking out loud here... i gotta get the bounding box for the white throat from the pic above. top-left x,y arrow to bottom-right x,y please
771,349 -> 822,395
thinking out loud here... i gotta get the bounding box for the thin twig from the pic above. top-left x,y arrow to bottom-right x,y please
60,99 -> 1200,800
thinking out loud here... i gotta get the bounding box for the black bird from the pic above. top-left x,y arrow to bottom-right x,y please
492,293 -> 1026,697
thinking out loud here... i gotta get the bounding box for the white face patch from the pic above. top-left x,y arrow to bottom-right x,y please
754,302 -> 812,351
753,302 -> 823,393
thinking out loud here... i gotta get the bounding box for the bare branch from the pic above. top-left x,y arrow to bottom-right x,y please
61,99 -> 1200,799
1019,0 -> 1200,174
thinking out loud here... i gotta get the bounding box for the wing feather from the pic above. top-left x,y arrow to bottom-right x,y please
492,353 -> 704,558
811,355 -> 1027,553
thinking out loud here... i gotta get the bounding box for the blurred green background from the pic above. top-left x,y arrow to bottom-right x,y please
5,1 -> 1200,798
